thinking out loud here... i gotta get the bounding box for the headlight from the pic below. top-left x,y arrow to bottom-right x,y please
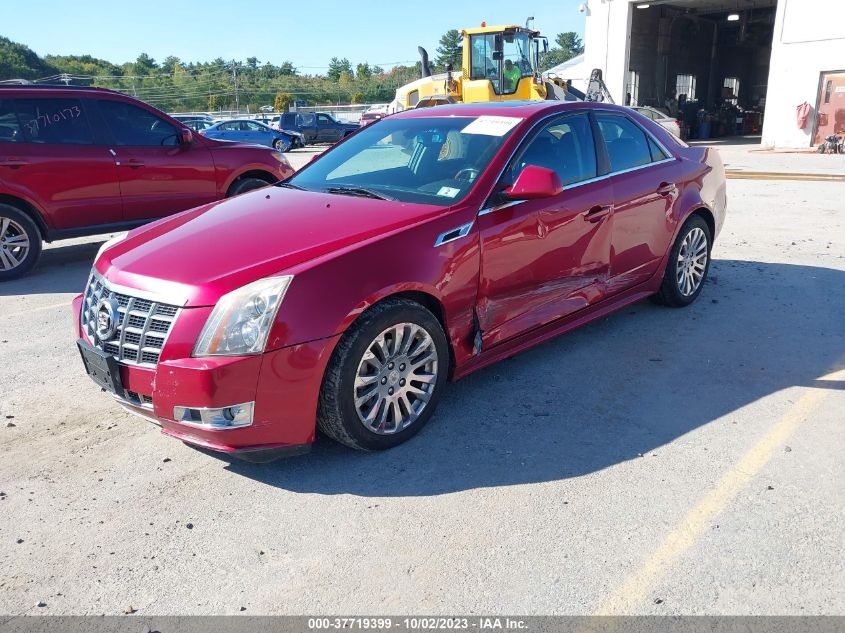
193,276 -> 293,356
95,233 -> 127,262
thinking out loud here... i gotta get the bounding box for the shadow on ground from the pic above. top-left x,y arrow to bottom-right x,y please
0,239 -> 103,297
216,258 -> 844,496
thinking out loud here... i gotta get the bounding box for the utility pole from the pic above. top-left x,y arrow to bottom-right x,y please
232,60 -> 240,114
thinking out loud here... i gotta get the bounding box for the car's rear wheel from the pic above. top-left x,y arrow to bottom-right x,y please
226,177 -> 271,197
273,137 -> 291,152
0,204 -> 41,281
317,298 -> 449,451
654,214 -> 712,307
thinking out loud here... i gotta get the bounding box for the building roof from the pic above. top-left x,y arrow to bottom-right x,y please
544,54 -> 587,80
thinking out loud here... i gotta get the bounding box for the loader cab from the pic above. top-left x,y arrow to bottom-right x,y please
462,24 -> 547,103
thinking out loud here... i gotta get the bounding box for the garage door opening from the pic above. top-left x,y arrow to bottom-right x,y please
627,0 -> 776,142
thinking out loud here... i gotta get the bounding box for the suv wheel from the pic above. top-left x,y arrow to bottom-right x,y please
0,204 -> 42,281
317,299 -> 449,451
227,177 -> 271,197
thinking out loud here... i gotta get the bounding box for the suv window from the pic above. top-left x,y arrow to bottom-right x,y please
98,100 -> 179,146
0,98 -> 93,145
596,113 -> 657,173
510,113 -> 597,186
317,114 -> 332,125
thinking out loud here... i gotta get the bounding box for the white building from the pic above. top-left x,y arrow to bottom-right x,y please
577,0 -> 845,148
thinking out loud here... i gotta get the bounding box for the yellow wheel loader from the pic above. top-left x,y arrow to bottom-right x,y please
394,22 -> 590,111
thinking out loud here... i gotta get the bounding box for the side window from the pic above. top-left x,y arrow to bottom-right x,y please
596,114 -> 654,173
219,122 -> 237,131
317,114 -> 331,125
470,34 -> 497,82
246,121 -> 264,131
0,100 -> 22,142
2,98 -> 92,145
98,100 -> 178,146
510,113 -> 597,186
648,136 -> 669,162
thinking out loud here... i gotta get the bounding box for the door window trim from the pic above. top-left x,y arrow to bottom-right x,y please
593,111 -> 677,180
479,107 -> 678,214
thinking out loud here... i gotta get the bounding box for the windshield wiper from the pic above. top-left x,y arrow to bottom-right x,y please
276,181 -> 306,190
325,186 -> 395,201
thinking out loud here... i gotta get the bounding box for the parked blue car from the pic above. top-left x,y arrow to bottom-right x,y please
200,119 -> 303,152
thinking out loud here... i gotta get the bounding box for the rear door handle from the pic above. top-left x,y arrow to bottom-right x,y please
584,204 -> 612,222
657,182 -> 677,196
0,158 -> 29,168
126,159 -> 145,169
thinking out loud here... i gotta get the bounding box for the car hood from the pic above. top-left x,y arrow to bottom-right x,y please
97,188 -> 448,307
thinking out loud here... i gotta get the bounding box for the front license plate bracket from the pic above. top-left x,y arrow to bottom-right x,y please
77,340 -> 125,399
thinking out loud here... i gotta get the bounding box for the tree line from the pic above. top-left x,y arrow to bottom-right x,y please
0,29 -> 583,113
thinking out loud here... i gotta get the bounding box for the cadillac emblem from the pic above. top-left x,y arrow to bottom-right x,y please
95,297 -> 120,341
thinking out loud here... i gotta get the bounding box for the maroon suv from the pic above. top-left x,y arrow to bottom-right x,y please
0,85 -> 294,279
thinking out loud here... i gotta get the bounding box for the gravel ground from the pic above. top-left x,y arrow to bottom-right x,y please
0,143 -> 843,616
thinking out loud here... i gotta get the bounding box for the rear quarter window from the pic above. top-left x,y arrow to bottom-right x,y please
0,98 -> 93,145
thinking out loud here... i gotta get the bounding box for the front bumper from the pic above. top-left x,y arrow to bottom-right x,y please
72,294 -> 339,459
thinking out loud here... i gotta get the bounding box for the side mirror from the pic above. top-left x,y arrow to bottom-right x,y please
178,128 -> 194,145
504,165 -> 563,200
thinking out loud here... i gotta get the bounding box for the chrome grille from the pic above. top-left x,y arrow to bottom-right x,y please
81,271 -> 181,367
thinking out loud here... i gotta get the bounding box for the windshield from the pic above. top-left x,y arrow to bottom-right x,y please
285,116 -> 521,205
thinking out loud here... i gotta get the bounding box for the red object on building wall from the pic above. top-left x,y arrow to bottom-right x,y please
796,102 -> 812,129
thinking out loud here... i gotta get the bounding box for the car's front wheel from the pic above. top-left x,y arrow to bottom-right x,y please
0,204 -> 42,281
273,137 -> 291,152
654,214 -> 712,307
317,299 -> 449,450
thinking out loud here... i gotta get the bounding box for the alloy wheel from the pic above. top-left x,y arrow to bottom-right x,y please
676,226 -> 708,296
0,216 -> 30,272
353,322 -> 439,435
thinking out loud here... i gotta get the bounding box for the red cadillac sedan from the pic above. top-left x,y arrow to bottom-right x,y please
73,101 -> 726,461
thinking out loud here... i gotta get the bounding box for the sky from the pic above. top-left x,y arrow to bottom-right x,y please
2,0 -> 586,73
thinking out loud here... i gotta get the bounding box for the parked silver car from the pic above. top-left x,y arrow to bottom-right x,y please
631,106 -> 681,138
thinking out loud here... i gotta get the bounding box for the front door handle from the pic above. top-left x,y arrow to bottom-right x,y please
126,159 -> 145,169
657,181 -> 677,196
0,158 -> 29,169
584,204 -> 612,223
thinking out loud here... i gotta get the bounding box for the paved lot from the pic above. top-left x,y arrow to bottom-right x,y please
0,144 -> 843,616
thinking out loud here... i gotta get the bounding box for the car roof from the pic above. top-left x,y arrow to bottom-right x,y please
394,100 -> 628,120
0,84 -> 125,97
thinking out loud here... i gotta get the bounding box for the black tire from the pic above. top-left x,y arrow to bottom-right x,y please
273,137 -> 291,152
317,298 -> 450,451
0,204 -> 42,281
226,177 -> 270,197
653,214 -> 712,308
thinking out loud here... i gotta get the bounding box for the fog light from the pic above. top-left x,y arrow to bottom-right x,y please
173,402 -> 254,429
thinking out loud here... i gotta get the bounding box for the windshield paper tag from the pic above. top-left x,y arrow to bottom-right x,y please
461,116 -> 523,136
437,186 -> 461,198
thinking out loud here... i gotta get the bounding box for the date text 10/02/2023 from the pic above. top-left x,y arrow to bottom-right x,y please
306,617 -> 529,630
